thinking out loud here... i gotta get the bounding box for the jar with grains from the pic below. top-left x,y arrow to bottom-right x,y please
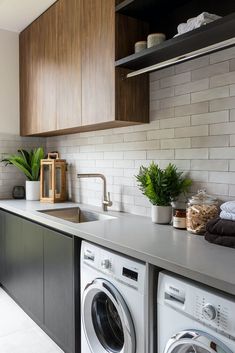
186,190 -> 219,235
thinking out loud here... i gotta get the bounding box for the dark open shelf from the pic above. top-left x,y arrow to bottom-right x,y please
115,0 -> 189,23
115,12 -> 235,71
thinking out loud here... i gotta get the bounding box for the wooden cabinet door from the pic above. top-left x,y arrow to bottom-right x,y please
44,228 -> 74,353
20,6 -> 57,135
56,0 -> 82,131
81,0 -> 115,126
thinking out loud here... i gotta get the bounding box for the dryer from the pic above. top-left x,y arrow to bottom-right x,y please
80,241 -> 147,353
158,271 -> 235,353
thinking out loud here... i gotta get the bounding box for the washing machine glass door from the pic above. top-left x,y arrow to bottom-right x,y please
164,330 -> 232,353
82,278 -> 136,353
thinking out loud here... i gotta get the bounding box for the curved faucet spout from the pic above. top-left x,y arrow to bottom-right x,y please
77,173 -> 112,211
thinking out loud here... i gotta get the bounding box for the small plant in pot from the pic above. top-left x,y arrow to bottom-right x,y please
2,147 -> 44,201
136,162 -> 192,224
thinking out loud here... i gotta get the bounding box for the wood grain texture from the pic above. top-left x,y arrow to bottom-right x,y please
56,0 -> 82,130
81,0 -> 116,126
20,6 -> 57,135
115,67 -> 149,123
115,13 -> 149,60
20,0 -> 149,136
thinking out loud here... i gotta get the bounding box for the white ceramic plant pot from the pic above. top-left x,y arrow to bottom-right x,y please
25,181 -> 40,201
151,205 -> 172,224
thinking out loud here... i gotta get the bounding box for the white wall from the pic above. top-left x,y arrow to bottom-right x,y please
0,29 -> 19,135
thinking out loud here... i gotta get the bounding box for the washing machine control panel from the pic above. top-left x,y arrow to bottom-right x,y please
82,242 -> 146,294
159,272 -> 235,340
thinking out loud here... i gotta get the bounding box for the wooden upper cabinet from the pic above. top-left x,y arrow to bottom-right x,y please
19,0 -> 149,136
20,6 -> 57,135
56,0 -> 82,131
81,0 -> 115,127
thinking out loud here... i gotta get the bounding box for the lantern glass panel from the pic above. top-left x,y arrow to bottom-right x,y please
55,166 -> 62,197
42,164 -> 53,198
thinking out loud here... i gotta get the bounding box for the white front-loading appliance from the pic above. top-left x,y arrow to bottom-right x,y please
158,271 -> 235,353
80,241 -> 147,353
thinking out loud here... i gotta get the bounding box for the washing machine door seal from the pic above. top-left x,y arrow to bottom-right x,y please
82,278 -> 136,353
164,330 -> 233,353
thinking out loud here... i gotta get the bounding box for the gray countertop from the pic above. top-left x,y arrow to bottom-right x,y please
0,200 -> 234,296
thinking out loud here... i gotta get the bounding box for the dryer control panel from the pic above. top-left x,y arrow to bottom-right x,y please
158,271 -> 235,340
81,241 -> 146,294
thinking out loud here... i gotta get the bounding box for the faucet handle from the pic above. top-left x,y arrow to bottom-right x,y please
103,192 -> 112,209
108,192 -> 112,206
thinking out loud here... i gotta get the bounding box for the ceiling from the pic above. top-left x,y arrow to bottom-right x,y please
0,0 -> 57,32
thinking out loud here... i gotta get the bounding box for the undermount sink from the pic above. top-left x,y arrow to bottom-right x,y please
39,207 -> 116,223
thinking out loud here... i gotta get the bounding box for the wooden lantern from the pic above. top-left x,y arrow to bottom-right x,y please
40,152 -> 67,203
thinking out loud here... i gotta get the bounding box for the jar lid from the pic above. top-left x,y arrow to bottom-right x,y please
189,189 -> 217,205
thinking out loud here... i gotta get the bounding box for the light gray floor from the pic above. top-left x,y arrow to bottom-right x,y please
0,288 -> 64,353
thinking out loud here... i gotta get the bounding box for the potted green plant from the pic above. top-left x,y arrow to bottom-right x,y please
136,162 -> 192,224
2,147 -> 44,201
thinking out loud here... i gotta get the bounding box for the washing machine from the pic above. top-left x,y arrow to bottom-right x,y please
158,271 -> 235,353
80,241 -> 147,353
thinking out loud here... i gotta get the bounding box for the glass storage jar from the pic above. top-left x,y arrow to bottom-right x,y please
186,190 -> 219,235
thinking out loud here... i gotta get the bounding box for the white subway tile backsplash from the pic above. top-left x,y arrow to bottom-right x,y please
209,171 -> 235,184
175,78 -> 209,96
150,86 -> 174,100
191,111 -> 229,126
160,94 -> 190,108
147,149 -> 175,160
150,66 -> 175,81
210,46 -> 235,64
210,71 -> 235,88
44,47 -> 235,217
230,84 -> 235,97
210,122 -> 235,135
147,129 -> 174,140
192,61 -> 229,81
175,102 -> 209,117
191,135 -> 229,148
230,109 -> 235,121
160,116 -> 190,129
190,160 -> 228,171
161,138 -> 190,149
123,131 -> 147,142
210,97 -> 235,111
175,125 -> 208,138
175,148 -> 208,159
210,147 -> 235,159
230,58 -> 235,72
191,86 -> 229,103
160,72 -> 191,88
175,55 -> 209,74
230,135 -> 235,146
150,108 -> 174,120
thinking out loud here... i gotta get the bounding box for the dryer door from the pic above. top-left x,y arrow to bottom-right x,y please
82,278 -> 136,353
164,330 -> 232,353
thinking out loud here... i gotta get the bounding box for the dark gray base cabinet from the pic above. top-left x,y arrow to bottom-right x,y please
0,210 -> 74,353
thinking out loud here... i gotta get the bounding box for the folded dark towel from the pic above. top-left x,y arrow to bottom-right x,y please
205,231 -> 235,248
206,217 -> 235,237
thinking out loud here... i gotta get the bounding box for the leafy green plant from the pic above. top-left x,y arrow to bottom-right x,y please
2,147 -> 44,181
135,162 -> 192,206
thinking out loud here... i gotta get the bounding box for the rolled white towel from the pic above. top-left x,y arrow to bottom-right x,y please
221,201 -> 235,214
220,210 -> 235,221
176,12 -> 221,36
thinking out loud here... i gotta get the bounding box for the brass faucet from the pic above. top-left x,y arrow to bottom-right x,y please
77,173 -> 112,211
